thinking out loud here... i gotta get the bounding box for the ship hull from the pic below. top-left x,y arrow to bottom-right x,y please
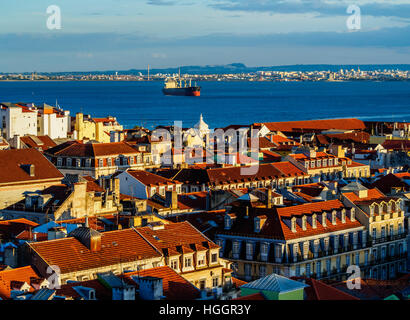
163,86 -> 201,97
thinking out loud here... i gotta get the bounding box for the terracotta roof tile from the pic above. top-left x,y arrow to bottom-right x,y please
122,266 -> 200,300
0,266 -> 41,299
28,228 -> 162,274
0,149 -> 64,186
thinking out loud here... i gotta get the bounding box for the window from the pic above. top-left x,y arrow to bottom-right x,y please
328,159 -> 333,166
295,265 -> 301,276
199,280 -> 206,290
98,159 -> 103,167
85,158 -> 91,167
259,265 -> 267,278
115,157 -> 120,166
67,158 -> 72,167
76,158 -> 81,167
246,243 -> 253,260
170,260 -> 178,270
323,159 -> 327,167
346,254 -> 350,266
306,263 -> 311,276
389,224 -> 394,236
310,161 -> 315,168
316,160 -> 321,167
212,277 -> 219,287
244,264 -> 252,278
381,226 -> 386,238
198,255 -> 205,266
326,259 -> 331,272
365,251 -> 369,265
261,243 -> 269,261
129,156 -> 134,165
184,257 -> 192,268
57,158 -> 62,166
355,253 -> 360,265
211,253 -> 218,263
372,227 -> 377,239
336,256 -> 341,270
107,158 -> 112,166
316,261 -> 321,275
398,223 -> 403,234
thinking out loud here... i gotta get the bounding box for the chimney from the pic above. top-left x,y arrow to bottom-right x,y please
137,276 -> 164,300
165,191 -> 178,210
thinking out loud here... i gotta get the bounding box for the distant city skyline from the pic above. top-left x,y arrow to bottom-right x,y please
1,0 -> 409,72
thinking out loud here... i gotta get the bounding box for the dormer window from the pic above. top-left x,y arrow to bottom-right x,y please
331,210 -> 337,225
316,160 -> 321,167
322,212 -> 327,227
341,209 -> 346,223
224,215 -> 231,230
350,208 -> 356,221
312,214 -> 317,229
334,158 -> 338,165
254,217 -> 261,233
291,217 -> 297,233
323,159 -> 327,167
310,161 -> 315,168
328,159 -> 333,166
302,216 -> 307,231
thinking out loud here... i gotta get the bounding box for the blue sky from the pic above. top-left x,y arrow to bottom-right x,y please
1,0 -> 410,72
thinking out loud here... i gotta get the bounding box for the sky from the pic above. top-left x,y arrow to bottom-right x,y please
1,0 -> 410,72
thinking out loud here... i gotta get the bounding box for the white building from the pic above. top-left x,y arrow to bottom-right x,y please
37,104 -> 70,139
0,102 -> 70,146
0,103 -> 37,141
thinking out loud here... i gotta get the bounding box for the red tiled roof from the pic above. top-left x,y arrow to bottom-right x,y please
20,135 -> 57,151
126,170 -> 181,186
370,173 -> 409,194
277,199 -> 345,217
382,139 -> 410,151
45,141 -> 138,157
55,279 -> 111,300
122,266 -> 200,300
136,221 -> 219,253
0,266 -> 41,299
231,277 -> 248,288
28,228 -> 162,274
302,278 -> 360,300
0,149 -> 64,186
343,188 -> 385,203
257,119 -> 365,132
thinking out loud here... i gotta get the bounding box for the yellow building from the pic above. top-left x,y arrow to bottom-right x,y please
216,196 -> 407,283
74,113 -> 123,143
342,188 -> 407,279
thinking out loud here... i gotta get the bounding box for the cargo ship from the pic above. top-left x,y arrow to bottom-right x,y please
162,77 -> 201,96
